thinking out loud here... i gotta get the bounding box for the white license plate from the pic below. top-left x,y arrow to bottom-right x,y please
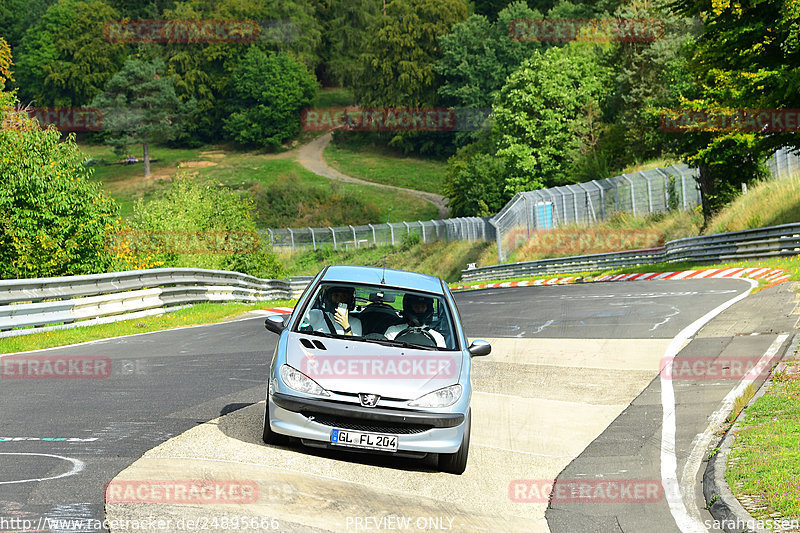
330,429 -> 398,452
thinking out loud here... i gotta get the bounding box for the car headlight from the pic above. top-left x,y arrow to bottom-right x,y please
409,384 -> 462,408
280,365 -> 330,397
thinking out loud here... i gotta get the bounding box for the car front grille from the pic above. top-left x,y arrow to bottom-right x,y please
302,412 -> 433,435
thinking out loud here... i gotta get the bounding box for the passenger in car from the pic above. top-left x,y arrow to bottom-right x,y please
384,294 -> 446,348
306,286 -> 362,336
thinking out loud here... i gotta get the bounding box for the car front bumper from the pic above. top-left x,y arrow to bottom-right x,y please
269,392 -> 467,454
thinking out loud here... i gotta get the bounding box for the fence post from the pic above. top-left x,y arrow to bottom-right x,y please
655,168 -> 670,210
349,225 -> 357,249
389,223 -> 395,246
288,228 -> 295,252
267,229 -> 274,246
576,182 -> 595,223
308,227 -> 316,250
403,221 -> 410,237
620,174 -> 636,216
671,165 -> 688,209
419,221 -> 426,242
565,184 -> 580,222
329,227 -> 336,250
368,223 -> 377,245
591,180 -> 606,220
642,172 -> 653,214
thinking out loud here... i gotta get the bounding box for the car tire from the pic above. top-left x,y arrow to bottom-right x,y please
262,391 -> 289,446
438,409 -> 470,474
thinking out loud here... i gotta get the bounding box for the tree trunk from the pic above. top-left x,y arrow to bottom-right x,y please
143,141 -> 150,178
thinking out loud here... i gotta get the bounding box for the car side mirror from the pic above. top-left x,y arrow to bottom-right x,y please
468,339 -> 491,357
264,315 -> 287,335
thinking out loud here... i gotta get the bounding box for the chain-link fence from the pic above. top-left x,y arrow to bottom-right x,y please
490,164 -> 701,261
261,217 -> 495,252
767,148 -> 800,180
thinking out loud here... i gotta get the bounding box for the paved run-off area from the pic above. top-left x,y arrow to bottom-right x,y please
101,280 -> 762,532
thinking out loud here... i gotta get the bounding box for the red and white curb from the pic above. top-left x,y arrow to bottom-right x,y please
252,307 -> 294,315
452,267 -> 789,291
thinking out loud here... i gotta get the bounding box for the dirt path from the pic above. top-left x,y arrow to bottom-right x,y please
296,132 -> 450,218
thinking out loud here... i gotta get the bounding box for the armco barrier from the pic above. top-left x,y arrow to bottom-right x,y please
461,222 -> 800,282
0,268 -> 312,339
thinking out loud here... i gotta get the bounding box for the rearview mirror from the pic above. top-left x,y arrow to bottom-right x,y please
468,339 -> 491,357
264,315 -> 287,335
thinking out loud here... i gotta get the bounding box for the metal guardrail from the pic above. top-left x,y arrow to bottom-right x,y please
0,268 -> 313,338
460,223 -> 800,282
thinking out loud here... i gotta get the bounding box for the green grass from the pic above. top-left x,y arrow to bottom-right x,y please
0,300 -> 294,355
725,357 -> 800,525
323,142 -> 447,194
280,239 -> 495,283
80,144 -> 438,224
705,174 -> 800,235
314,87 -> 356,108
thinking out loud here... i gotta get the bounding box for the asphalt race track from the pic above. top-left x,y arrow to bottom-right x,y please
0,278 -> 792,532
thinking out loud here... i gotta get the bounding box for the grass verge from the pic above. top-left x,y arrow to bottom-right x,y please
323,141 -> 447,194
0,300 -> 294,355
725,357 -> 800,524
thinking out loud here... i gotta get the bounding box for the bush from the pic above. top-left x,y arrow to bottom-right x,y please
0,109 -> 118,278
121,175 -> 285,279
224,49 -> 317,148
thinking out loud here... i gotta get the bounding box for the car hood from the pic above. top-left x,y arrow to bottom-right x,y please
285,333 -> 463,400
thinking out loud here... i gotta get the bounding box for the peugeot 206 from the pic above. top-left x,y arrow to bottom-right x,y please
262,265 -> 491,474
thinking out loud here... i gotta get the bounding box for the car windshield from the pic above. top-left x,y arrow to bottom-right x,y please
294,283 -> 458,351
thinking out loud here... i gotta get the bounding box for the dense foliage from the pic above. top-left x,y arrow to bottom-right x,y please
0,108 -> 119,278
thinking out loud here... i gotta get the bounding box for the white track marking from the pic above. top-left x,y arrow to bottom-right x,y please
0,453 -> 84,484
660,278 -> 756,532
680,333 -> 788,529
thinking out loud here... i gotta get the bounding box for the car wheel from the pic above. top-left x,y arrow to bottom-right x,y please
262,389 -> 289,446
438,409 -> 470,474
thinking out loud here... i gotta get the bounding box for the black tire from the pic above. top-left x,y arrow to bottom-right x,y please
438,409 -> 470,474
262,391 -> 289,446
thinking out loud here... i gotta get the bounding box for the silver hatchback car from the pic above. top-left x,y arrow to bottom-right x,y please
262,265 -> 490,474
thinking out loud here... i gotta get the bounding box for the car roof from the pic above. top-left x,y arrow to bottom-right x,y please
320,265 -> 445,295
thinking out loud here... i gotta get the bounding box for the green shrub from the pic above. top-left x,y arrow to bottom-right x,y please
0,110 -> 118,278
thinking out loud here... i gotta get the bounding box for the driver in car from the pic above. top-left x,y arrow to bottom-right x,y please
306,286 -> 361,336
384,294 -> 446,348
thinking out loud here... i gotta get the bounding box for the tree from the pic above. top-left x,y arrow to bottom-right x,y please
603,0 -> 699,168
224,48 -> 317,148
158,0 -> 322,143
127,176 -> 285,279
0,100 -> 118,278
92,58 -> 191,177
493,43 -> 611,193
436,2 -> 544,110
442,134 -> 511,216
0,0 -> 55,50
14,0 -> 127,107
663,0 -> 798,221
356,0 -> 469,108
319,0 -> 380,87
